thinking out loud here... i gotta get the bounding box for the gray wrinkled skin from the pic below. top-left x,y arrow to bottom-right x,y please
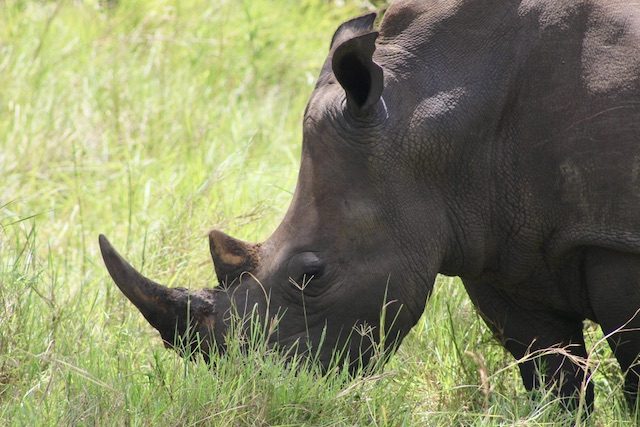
100,0 -> 640,410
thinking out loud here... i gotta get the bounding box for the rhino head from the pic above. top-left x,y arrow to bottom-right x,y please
100,12 -> 448,371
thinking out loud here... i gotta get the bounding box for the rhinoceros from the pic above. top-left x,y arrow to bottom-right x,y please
100,0 -> 640,409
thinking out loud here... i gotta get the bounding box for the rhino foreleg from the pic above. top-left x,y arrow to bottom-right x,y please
586,248 -> 640,410
462,279 -> 594,410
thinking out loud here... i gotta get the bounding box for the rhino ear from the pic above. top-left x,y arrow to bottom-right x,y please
329,12 -> 377,50
332,31 -> 383,114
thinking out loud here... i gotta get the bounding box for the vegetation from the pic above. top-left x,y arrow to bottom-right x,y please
0,0 -> 634,424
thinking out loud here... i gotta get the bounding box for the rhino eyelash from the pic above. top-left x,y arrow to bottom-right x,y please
304,265 -> 325,279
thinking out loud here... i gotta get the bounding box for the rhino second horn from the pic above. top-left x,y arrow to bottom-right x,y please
98,234 -> 179,332
208,229 -> 258,284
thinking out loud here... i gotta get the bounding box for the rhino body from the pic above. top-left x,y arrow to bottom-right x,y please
100,0 -> 640,409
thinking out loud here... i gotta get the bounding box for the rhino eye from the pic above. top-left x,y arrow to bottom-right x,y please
287,252 -> 325,287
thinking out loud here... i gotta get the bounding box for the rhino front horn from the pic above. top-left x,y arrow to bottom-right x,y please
208,229 -> 259,284
98,234 -> 185,334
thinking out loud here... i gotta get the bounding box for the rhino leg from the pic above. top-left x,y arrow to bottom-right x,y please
586,248 -> 640,410
463,279 -> 594,410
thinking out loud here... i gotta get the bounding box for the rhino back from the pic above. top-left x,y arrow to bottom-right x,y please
508,0 -> 640,257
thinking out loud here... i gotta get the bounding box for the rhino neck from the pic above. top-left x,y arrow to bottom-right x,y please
375,2 -> 532,280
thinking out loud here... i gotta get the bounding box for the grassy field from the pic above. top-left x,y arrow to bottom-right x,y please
0,0 -> 635,425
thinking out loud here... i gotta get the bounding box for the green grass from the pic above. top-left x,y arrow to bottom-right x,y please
0,0 -> 636,425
